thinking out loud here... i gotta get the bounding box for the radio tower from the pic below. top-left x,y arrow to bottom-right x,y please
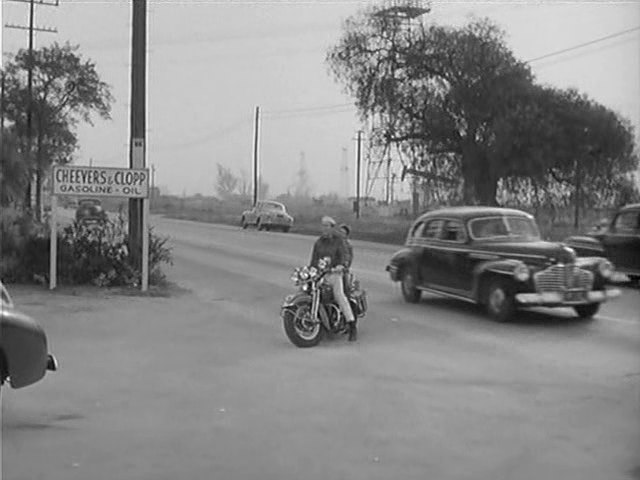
340,146 -> 350,199
365,0 -> 430,205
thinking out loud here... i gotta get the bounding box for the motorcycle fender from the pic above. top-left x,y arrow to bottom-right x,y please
281,292 -> 312,310
280,293 -> 330,329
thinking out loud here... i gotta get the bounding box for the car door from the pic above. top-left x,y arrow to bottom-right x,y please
601,209 -> 640,275
430,219 -> 472,295
417,218 -> 447,287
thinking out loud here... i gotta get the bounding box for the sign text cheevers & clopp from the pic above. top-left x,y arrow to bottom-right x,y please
53,165 -> 149,198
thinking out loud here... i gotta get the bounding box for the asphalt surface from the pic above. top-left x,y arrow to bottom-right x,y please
2,216 -> 639,480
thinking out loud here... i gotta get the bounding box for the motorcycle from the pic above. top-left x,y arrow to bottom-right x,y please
281,257 -> 368,348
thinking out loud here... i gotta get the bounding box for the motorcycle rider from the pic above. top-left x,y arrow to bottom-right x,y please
310,216 -> 357,342
338,223 -> 353,269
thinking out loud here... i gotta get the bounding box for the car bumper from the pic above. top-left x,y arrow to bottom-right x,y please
265,219 -> 293,226
386,265 -> 400,282
515,288 -> 622,306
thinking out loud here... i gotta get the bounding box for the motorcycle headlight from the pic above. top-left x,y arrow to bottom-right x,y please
598,259 -> 613,279
290,268 -> 300,283
513,262 -> 530,282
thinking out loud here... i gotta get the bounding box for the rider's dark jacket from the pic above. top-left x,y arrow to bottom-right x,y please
310,232 -> 347,269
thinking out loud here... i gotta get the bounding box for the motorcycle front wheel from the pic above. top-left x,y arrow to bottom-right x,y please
283,302 -> 323,348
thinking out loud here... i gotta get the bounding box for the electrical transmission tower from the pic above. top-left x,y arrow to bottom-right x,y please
340,146 -> 350,199
364,0 -> 430,205
5,0 -> 59,215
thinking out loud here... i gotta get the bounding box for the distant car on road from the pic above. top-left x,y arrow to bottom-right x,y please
0,281 -> 57,389
565,203 -> 640,283
385,206 -> 623,322
241,200 -> 294,232
76,198 -> 108,224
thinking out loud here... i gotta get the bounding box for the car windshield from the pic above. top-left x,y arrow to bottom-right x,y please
263,202 -> 284,212
469,215 -> 541,241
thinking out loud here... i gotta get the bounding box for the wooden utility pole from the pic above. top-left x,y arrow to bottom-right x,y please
128,0 -> 147,271
151,164 -> 156,199
574,158 -> 582,231
355,129 -> 362,219
5,0 -> 58,215
252,106 -> 260,205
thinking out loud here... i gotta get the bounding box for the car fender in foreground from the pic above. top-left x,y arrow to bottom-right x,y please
0,307 -> 57,389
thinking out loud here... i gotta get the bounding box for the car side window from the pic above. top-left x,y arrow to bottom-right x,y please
440,220 -> 466,242
423,219 -> 444,239
612,211 -> 638,233
0,284 -> 13,307
410,222 -> 426,239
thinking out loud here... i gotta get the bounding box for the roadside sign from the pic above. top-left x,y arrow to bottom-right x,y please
52,165 -> 149,198
49,165 -> 150,292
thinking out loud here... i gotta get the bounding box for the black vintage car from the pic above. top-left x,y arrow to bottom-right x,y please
75,198 -> 108,224
385,206 -> 623,322
565,203 -> 640,283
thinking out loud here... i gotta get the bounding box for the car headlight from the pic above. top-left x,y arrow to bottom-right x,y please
513,262 -> 530,282
598,259 -> 613,279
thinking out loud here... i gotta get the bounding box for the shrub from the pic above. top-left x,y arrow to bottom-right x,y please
0,208 -> 173,287
57,216 -> 173,287
0,207 -> 49,283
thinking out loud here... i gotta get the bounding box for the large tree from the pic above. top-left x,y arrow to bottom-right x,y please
327,7 -> 638,206
3,42 -> 113,217
0,128 -> 30,206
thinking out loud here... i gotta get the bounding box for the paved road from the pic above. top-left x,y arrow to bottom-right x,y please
3,217 -> 639,480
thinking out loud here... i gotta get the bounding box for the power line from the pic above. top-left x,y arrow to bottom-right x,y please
264,107 -> 355,120
149,116 -> 252,151
263,102 -> 354,116
527,25 -> 640,63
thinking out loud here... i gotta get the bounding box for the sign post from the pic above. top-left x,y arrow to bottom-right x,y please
49,195 -> 58,290
142,197 -> 149,291
50,165 -> 150,291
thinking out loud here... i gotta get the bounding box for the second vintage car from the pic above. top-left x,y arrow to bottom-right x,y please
386,206 -> 622,322
564,203 -> 640,283
241,200 -> 294,232
75,198 -> 108,224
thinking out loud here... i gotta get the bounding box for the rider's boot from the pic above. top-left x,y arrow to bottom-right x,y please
348,321 -> 357,342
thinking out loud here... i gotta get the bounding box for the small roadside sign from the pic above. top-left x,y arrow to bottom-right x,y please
49,165 -> 151,292
52,165 -> 149,198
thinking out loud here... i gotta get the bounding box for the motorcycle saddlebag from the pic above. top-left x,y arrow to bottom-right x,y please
350,289 -> 367,317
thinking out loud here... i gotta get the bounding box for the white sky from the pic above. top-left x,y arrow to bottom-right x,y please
2,0 -> 639,198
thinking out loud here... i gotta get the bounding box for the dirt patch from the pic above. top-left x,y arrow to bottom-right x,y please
4,281 -> 191,303
109,281 -> 191,298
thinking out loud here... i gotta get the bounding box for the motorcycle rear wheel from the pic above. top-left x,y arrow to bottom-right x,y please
283,303 -> 323,348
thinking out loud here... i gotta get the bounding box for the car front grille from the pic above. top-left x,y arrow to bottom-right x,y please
534,264 -> 594,292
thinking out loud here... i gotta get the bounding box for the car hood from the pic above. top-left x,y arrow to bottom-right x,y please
474,240 -> 575,265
